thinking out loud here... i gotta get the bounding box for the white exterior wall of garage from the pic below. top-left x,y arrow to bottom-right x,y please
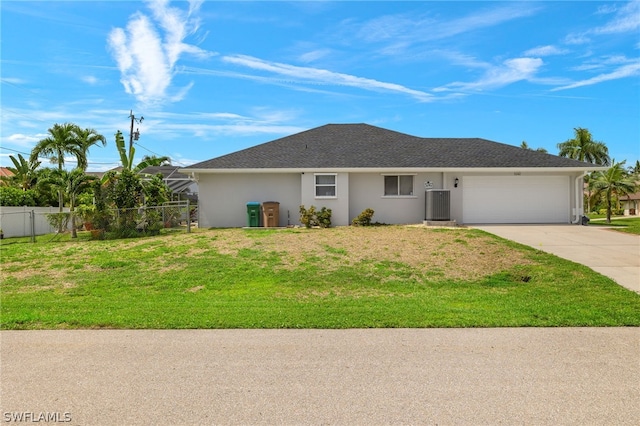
461,174 -> 571,224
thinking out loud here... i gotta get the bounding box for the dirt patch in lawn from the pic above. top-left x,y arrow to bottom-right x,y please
0,226 -> 532,286
199,226 -> 531,281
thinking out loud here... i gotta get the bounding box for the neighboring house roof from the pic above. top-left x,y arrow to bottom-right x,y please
86,167 -> 123,180
85,166 -> 195,194
0,167 -> 14,178
185,123 -> 600,171
620,192 -> 640,201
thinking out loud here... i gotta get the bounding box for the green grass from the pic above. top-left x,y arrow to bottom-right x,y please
1,227 -> 639,329
589,217 -> 640,235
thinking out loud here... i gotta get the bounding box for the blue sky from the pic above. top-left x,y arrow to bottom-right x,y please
1,0 -> 639,171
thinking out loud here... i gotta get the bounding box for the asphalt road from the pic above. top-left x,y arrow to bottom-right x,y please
1,328 -> 639,425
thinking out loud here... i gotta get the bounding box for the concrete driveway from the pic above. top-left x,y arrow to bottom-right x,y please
474,224 -> 640,293
1,328 -> 639,425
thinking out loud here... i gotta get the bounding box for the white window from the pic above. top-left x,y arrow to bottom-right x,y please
384,175 -> 414,196
315,174 -> 336,198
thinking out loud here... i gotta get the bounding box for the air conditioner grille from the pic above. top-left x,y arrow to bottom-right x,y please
426,190 -> 450,221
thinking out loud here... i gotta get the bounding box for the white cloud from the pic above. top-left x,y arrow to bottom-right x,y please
298,49 -> 332,63
524,45 -> 568,57
592,0 -> 640,34
435,58 -> 544,92
7,133 -> 43,147
82,76 -> 99,85
552,61 -> 640,91
564,33 -> 591,45
107,0 -> 214,106
360,3 -> 538,44
222,54 -> 434,102
1,77 -> 27,85
565,0 -> 640,44
571,55 -> 635,71
596,4 -> 618,15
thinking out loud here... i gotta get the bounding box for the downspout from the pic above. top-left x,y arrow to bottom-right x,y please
571,172 -> 587,224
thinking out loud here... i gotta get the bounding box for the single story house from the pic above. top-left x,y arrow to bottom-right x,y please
620,192 -> 640,216
182,124 -> 605,227
0,167 -> 14,185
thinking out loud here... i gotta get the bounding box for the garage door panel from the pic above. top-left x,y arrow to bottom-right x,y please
463,176 -> 569,224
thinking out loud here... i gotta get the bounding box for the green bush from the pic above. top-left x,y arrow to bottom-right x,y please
317,207 -> 332,228
352,208 -> 375,226
599,208 -> 625,216
0,187 -> 37,206
45,212 -> 71,232
299,205 -> 332,228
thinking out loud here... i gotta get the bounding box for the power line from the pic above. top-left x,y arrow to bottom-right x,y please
134,141 -> 188,167
0,146 -> 31,156
3,106 -> 184,168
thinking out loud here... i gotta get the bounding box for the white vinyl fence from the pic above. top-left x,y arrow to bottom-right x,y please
0,206 -> 71,239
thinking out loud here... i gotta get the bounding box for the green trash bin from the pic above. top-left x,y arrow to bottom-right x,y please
246,202 -> 261,227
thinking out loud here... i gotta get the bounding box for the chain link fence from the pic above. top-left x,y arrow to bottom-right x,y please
0,201 -> 194,243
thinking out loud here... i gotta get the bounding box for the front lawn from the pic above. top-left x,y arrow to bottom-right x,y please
1,226 -> 638,329
589,217 -> 640,235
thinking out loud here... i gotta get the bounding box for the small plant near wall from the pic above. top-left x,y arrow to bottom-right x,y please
45,212 -> 71,234
317,207 -> 332,228
299,205 -> 332,228
352,208 -> 375,226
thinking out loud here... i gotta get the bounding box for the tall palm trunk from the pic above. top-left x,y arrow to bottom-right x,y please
57,159 -> 65,232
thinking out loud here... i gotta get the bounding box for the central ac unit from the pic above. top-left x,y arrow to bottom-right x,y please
425,190 -> 451,221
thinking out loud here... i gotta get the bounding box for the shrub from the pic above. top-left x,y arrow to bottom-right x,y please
317,207 -> 332,228
299,205 -> 332,228
0,187 -> 37,206
352,208 -> 375,226
45,212 -> 71,232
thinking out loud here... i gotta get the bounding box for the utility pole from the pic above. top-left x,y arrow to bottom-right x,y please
128,110 -> 144,153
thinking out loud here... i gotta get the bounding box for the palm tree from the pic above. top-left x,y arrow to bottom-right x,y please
557,127 -> 610,166
590,160 -> 638,223
140,155 -> 171,167
76,127 -> 107,170
44,169 -> 97,238
114,130 -> 171,173
4,154 -> 41,190
31,123 -> 85,214
31,123 -> 86,171
520,141 -> 547,153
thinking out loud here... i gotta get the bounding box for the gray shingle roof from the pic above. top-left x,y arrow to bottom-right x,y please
186,123 -> 596,169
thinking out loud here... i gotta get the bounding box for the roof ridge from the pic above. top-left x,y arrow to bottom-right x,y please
185,123 -> 601,170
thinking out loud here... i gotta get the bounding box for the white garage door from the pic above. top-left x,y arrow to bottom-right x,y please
463,175 -> 570,224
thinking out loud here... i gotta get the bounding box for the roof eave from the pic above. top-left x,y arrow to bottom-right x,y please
181,166 -> 606,174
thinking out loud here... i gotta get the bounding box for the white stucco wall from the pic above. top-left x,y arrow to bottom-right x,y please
349,172 -> 443,224
300,172 -> 350,226
196,173 -> 301,228
195,170 -> 586,227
